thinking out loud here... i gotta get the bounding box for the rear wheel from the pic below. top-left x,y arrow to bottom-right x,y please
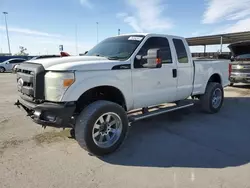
75,100 -> 128,156
0,67 -> 5,73
200,82 -> 224,114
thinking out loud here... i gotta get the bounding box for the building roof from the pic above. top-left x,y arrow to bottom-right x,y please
186,31 -> 250,46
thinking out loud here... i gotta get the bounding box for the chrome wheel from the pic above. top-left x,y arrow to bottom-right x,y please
0,67 -> 4,73
92,112 -> 123,148
212,88 -> 222,109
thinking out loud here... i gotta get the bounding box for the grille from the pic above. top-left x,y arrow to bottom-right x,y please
17,70 -> 34,97
232,64 -> 250,74
16,62 -> 45,101
232,69 -> 250,73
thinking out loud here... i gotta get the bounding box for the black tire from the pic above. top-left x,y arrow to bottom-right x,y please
70,128 -> 75,138
174,100 -> 181,105
229,82 -> 234,87
0,67 -> 5,73
200,82 -> 224,114
75,100 -> 129,156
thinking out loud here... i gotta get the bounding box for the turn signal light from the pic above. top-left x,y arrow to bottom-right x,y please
156,58 -> 162,64
63,79 -> 74,87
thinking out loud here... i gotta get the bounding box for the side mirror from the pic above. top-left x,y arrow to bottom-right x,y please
135,55 -> 142,60
230,56 -> 235,62
84,51 -> 88,55
142,48 -> 162,68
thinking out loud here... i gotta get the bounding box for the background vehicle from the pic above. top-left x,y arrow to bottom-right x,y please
228,41 -> 250,86
0,58 -> 26,73
29,55 -> 61,60
12,54 -> 65,73
15,33 -> 229,156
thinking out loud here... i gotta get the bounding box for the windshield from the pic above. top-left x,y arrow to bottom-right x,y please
86,35 -> 145,60
235,54 -> 250,60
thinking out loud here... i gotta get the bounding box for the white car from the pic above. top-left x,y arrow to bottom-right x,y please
0,58 -> 26,73
15,33 -> 230,156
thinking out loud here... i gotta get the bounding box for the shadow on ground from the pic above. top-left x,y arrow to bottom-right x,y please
101,96 -> 250,169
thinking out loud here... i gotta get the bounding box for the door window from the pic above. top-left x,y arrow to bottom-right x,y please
173,39 -> 188,63
9,59 -> 25,64
134,37 -> 172,68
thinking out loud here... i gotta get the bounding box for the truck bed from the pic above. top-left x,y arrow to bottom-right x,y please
192,59 -> 230,95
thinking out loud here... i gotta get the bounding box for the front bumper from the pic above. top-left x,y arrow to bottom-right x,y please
15,97 -> 76,128
229,73 -> 250,83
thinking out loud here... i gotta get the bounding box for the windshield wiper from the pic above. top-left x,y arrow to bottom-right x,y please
94,54 -> 105,57
95,54 -> 117,60
91,54 -> 125,60
107,56 -> 126,60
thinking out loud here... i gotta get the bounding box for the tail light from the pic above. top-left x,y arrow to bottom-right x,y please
229,63 -> 232,76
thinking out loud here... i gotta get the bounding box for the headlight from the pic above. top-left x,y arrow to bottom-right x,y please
45,71 -> 75,101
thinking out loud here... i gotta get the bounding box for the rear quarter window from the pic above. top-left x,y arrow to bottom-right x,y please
173,39 -> 188,63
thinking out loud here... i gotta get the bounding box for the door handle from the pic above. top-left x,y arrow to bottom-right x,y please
172,69 -> 177,78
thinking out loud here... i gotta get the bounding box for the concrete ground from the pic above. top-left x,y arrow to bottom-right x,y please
0,73 -> 250,188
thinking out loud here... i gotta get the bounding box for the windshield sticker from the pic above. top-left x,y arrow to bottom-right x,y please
128,36 -> 143,41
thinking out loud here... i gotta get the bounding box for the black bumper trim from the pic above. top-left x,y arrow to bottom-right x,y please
229,77 -> 250,84
15,97 -> 76,128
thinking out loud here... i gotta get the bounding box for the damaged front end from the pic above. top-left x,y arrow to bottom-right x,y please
14,62 -> 76,128
15,97 -> 76,129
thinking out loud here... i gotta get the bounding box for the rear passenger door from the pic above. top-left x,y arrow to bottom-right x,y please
132,36 -> 178,109
172,38 -> 193,100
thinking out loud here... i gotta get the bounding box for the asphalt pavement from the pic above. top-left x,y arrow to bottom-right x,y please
1,73 -> 250,188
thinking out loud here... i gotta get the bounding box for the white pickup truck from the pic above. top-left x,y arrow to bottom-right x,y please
15,33 -> 229,156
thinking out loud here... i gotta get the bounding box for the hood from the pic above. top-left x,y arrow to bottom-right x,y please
26,56 -> 125,71
228,41 -> 250,57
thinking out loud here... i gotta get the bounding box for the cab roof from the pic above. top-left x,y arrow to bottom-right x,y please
117,33 -> 184,39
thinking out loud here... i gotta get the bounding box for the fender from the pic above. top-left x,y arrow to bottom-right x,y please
203,67 -> 220,92
204,69 -> 222,93
61,70 -> 134,111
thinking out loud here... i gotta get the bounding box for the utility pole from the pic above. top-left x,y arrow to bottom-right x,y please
3,12 -> 11,54
220,36 -> 223,54
118,29 -> 120,35
75,24 -> 78,55
96,22 -> 99,43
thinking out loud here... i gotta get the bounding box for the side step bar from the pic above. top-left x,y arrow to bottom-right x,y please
128,102 -> 194,123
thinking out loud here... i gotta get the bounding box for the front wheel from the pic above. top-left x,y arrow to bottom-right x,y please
200,82 -> 224,114
75,100 -> 129,156
0,67 -> 5,73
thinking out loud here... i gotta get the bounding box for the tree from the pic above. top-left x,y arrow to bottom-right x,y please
14,46 -> 29,56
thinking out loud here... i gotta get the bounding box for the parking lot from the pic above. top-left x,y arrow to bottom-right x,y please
0,73 -> 250,188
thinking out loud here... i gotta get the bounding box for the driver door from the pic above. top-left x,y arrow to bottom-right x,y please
132,36 -> 178,109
